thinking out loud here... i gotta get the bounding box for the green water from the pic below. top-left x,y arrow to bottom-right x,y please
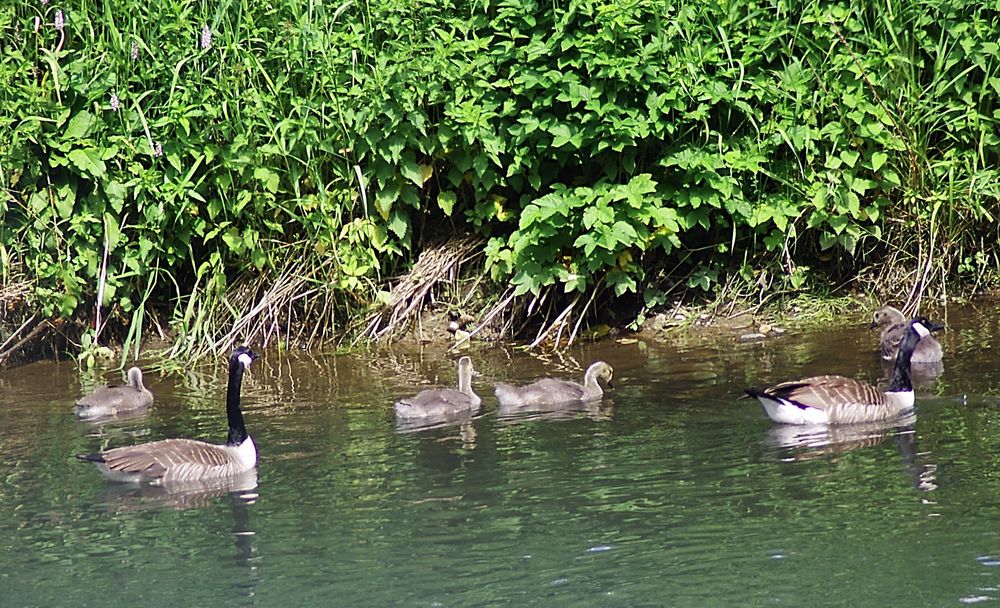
3,302 -> 1000,606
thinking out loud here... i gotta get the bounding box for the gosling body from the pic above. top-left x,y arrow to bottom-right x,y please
394,357 -> 481,419
494,361 -> 614,408
75,367 -> 153,419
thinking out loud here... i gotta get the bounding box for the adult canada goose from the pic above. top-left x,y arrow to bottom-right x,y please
746,318 -> 944,425
870,305 -> 943,363
77,346 -> 258,484
494,361 -> 614,408
394,356 -> 481,419
74,367 -> 153,419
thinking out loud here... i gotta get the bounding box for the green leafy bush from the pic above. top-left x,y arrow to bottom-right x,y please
1,0 -> 998,356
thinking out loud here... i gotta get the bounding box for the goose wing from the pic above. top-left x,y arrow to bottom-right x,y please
100,438 -> 234,479
764,375 -> 885,411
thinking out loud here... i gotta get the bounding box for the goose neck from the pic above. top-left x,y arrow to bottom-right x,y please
226,361 -> 249,445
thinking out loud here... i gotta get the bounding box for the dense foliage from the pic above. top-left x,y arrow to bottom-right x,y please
1,0 -> 998,356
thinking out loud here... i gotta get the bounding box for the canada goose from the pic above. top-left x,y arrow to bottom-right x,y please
394,356 -> 481,419
77,346 -> 258,484
746,318 -> 944,425
494,361 -> 614,408
74,367 -> 153,419
870,305 -> 943,363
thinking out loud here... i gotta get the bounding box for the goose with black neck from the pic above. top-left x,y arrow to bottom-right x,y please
746,317 -> 945,425
77,346 -> 259,484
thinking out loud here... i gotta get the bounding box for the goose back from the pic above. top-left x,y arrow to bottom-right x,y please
89,437 -> 257,484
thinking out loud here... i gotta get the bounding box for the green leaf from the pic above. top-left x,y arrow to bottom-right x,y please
871,151 -> 888,172
438,191 -> 457,216
253,167 -> 279,194
64,111 -> 95,140
387,210 -> 409,239
840,150 -> 860,168
104,213 -> 121,249
399,151 -> 423,186
222,227 -> 244,252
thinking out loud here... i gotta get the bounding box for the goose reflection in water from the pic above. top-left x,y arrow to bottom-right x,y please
396,416 -> 478,450
763,414 -> 938,492
497,397 -> 614,424
99,469 -> 259,511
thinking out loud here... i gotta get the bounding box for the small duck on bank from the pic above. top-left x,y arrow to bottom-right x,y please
74,367 -> 153,419
494,361 -> 614,409
746,317 -> 944,425
870,305 -> 943,363
394,356 -> 481,419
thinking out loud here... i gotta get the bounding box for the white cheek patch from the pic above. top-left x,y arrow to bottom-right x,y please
913,322 -> 930,338
238,353 -> 254,368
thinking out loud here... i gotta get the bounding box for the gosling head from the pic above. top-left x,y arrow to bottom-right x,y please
870,305 -> 906,330
126,367 -> 144,389
586,361 -> 615,389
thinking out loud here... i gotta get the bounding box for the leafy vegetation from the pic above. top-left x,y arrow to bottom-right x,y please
0,0 -> 997,360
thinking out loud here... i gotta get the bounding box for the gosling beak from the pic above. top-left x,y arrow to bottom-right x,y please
868,321 -> 878,330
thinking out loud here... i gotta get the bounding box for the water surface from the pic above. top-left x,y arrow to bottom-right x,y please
2,301 -> 1000,606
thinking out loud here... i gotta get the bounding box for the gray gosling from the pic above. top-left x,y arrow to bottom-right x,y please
746,317 -> 944,425
77,347 -> 258,484
870,305 -> 943,363
394,356 -> 481,419
494,361 -> 614,408
75,367 -> 153,419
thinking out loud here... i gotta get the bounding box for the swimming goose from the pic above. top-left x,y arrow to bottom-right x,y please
746,318 -> 944,425
494,361 -> 614,408
75,367 -> 153,419
77,346 -> 258,484
870,305 -> 943,363
394,356 -> 481,419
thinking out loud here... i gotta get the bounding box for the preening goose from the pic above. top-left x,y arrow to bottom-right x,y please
494,361 -> 614,408
394,356 -> 481,419
870,305 -> 943,363
77,346 -> 258,484
746,318 -> 944,425
75,367 -> 153,419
